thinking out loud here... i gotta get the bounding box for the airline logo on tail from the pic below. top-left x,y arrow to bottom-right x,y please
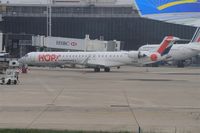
150,36 -> 179,61
134,0 -> 200,15
157,36 -> 174,56
197,38 -> 200,42
158,0 -> 197,10
191,28 -> 200,43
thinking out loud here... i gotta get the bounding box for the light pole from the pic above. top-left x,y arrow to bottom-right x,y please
47,0 -> 52,37
46,3 -> 49,37
49,0 -> 52,37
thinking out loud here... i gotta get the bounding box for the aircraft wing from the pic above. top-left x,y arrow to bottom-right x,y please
84,59 -> 125,68
134,0 -> 200,27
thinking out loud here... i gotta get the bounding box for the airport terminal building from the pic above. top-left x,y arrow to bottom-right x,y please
0,0 -> 196,58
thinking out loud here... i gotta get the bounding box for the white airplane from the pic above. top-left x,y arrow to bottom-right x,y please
19,36 -> 179,72
0,52 -> 9,57
139,28 -> 200,67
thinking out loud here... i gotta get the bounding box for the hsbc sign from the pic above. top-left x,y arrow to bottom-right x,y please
45,36 -> 85,50
56,41 -> 78,46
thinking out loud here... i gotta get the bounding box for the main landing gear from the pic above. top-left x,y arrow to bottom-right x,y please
94,67 -> 100,72
104,67 -> 110,72
177,60 -> 185,68
94,67 -> 110,72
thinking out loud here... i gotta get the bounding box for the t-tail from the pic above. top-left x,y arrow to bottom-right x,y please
190,27 -> 200,43
156,36 -> 179,56
139,36 -> 179,64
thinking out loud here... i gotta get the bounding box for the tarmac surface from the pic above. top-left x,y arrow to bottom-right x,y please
0,66 -> 200,132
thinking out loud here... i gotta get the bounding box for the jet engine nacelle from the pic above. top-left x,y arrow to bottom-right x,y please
127,51 -> 139,58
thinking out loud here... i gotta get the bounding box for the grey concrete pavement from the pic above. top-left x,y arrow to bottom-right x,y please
0,66 -> 200,132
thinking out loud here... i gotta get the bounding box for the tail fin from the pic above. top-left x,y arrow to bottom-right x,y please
190,27 -> 200,43
134,1 -> 200,27
157,36 -> 179,56
138,36 -> 179,64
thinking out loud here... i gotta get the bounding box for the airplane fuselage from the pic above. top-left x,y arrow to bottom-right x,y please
20,51 -> 141,68
139,43 -> 200,61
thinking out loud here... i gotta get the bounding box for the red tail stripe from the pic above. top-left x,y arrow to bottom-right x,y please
157,36 -> 173,54
197,37 -> 200,42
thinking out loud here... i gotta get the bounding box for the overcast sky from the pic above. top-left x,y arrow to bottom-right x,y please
1,0 -> 133,4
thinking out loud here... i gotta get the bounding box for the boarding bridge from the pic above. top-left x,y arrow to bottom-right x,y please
32,35 -> 121,52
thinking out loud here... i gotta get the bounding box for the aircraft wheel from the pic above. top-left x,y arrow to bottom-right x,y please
7,79 -> 11,85
177,61 -> 184,68
2,78 -> 5,84
94,67 -> 100,72
104,67 -> 110,72
14,80 -> 17,85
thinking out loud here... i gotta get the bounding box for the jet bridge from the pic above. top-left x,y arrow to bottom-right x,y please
32,35 -> 121,52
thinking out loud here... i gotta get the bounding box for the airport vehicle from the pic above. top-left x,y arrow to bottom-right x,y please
0,52 -> 9,61
19,36 -> 179,72
0,52 -> 9,57
0,60 -> 19,85
139,28 -> 200,67
0,53 -> 10,74
0,69 -> 19,85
